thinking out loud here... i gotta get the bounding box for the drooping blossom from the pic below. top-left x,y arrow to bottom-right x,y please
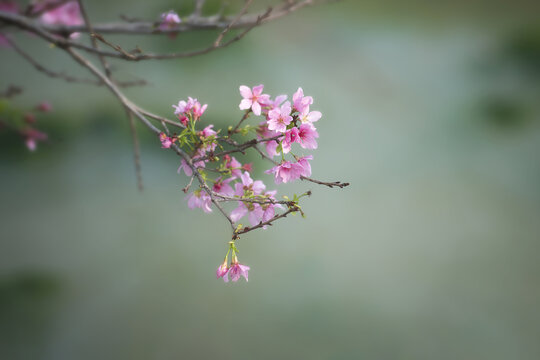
297,123 -> 319,150
239,85 -> 270,116
187,189 -> 212,213
224,259 -> 250,282
267,101 -> 292,133
39,1 -> 83,39
292,87 -> 313,114
256,122 -> 281,157
159,132 -> 174,148
21,128 -> 47,152
159,10 -> 181,38
216,260 -> 229,279
173,97 -> 207,125
265,160 -> 303,184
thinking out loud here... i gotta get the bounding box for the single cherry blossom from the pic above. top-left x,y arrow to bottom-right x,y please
265,160 -> 303,184
282,127 -> 300,154
159,132 -> 174,148
239,85 -> 270,116
224,259 -> 250,282
40,1 -> 83,38
216,260 -> 229,279
267,101 -> 292,133
292,87 -> 313,114
187,189 -> 212,213
295,155 -> 313,177
297,123 -> 319,150
159,10 -> 181,38
213,177 -> 234,197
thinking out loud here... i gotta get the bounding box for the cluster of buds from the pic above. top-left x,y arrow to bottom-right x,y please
158,84 -> 324,282
0,98 -> 51,151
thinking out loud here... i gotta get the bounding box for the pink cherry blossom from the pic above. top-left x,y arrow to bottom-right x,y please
216,261 -> 229,279
239,85 -> 270,116
187,189 -> 212,213
212,177 -> 234,197
292,87 -> 313,114
261,190 -> 283,223
282,127 -> 299,154
199,124 -> 217,152
265,160 -> 303,184
224,262 -> 250,282
40,1 -> 83,39
177,156 -> 205,177
297,123 -> 319,150
173,97 -> 207,124
230,172 -> 266,225
159,10 -> 181,37
159,132 -> 174,148
267,101 -> 293,133
295,155 -> 313,177
223,155 -> 243,179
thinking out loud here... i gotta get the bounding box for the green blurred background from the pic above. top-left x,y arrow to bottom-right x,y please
1,1 -> 540,359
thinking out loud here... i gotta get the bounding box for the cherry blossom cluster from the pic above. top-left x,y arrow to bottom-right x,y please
0,0 -> 83,44
158,84 -> 324,282
0,97 -> 51,151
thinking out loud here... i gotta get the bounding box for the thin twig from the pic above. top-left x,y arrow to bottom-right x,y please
77,0 -> 112,77
126,110 -> 144,191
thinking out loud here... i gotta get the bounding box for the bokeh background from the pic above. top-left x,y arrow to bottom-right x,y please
1,0 -> 540,359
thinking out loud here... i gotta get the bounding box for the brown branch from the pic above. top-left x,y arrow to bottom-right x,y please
5,36 -> 145,88
300,176 -> 350,188
16,0 -> 321,35
235,205 -> 300,237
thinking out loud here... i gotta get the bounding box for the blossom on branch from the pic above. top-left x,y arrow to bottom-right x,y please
159,10 -> 181,38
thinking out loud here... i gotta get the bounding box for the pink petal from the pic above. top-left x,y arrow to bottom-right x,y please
230,205 -> 248,222
252,101 -> 261,116
252,84 -> 264,96
239,98 -> 252,110
239,85 -> 252,98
